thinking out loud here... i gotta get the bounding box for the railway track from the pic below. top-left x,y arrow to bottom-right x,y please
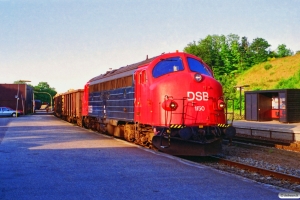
233,131 -> 300,152
209,156 -> 300,184
224,136 -> 300,152
177,135 -> 300,191
179,155 -> 300,191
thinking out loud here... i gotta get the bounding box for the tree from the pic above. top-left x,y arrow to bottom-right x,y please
184,34 -> 225,78
239,36 -> 252,71
276,44 -> 293,57
219,35 -> 231,74
183,41 -> 202,59
183,34 -> 295,115
33,82 -> 57,107
184,34 -> 273,111
36,82 -> 51,89
227,33 -> 241,73
249,38 -> 271,65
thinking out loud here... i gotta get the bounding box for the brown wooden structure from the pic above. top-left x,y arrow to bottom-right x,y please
245,89 -> 300,123
0,84 -> 33,114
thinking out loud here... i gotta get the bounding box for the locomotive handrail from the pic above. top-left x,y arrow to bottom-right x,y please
164,95 -> 174,126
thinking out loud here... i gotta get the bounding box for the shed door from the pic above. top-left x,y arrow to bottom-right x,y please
245,93 -> 258,121
258,94 -> 272,121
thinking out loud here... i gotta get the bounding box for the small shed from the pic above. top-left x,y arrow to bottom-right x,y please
245,89 -> 300,123
0,84 -> 34,114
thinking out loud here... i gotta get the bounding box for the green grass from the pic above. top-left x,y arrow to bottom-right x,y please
236,54 -> 300,90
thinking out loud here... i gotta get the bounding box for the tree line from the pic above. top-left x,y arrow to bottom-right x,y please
14,81 -> 57,106
183,33 -> 294,100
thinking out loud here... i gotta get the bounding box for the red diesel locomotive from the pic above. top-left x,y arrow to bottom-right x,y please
54,51 -> 235,156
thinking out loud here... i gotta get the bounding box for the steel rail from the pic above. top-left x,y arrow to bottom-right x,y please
210,156 -> 300,184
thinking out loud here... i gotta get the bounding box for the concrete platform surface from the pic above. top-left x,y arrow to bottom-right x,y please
232,120 -> 300,141
233,120 -> 300,133
0,115 -> 288,200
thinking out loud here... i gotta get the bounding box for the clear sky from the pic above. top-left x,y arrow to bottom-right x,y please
1,0 -> 299,93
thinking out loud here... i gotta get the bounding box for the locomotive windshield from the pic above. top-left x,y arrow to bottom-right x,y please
152,57 -> 184,78
187,58 -> 212,77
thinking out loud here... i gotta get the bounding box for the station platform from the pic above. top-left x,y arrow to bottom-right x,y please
232,120 -> 300,142
0,115 -> 284,200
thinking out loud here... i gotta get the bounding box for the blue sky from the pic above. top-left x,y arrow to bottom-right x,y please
1,0 -> 299,93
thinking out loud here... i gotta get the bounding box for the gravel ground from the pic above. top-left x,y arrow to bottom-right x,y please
204,143 -> 300,192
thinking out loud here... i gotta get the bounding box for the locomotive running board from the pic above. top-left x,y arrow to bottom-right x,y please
152,136 -> 222,156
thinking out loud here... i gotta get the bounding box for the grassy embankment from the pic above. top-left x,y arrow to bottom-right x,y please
236,53 -> 300,90
229,53 -> 300,120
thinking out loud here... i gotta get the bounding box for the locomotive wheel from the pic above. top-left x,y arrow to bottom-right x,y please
107,124 -> 114,135
113,126 -> 120,137
77,118 -> 83,127
96,123 -> 101,132
124,129 -> 129,141
114,126 -> 124,138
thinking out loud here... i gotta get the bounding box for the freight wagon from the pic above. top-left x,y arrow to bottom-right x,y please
54,89 -> 84,126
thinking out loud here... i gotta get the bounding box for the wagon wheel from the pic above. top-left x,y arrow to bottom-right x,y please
107,124 -> 114,135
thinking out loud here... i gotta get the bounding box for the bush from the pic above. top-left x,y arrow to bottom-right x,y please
267,57 -> 276,61
264,63 -> 273,70
275,70 -> 300,89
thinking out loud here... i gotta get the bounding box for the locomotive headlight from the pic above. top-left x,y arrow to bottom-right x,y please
169,101 -> 178,111
194,73 -> 202,82
218,101 -> 226,109
162,99 -> 178,111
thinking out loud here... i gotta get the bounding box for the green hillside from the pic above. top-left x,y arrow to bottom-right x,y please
236,53 -> 300,90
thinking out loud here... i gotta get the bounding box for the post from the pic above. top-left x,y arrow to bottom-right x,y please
15,83 -> 19,117
234,85 -> 250,119
239,87 -> 242,116
33,92 -> 35,113
15,80 -> 31,117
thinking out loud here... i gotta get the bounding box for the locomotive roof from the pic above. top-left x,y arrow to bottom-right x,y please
89,56 -> 157,85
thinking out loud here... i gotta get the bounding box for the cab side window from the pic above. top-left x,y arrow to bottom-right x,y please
152,57 -> 184,78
